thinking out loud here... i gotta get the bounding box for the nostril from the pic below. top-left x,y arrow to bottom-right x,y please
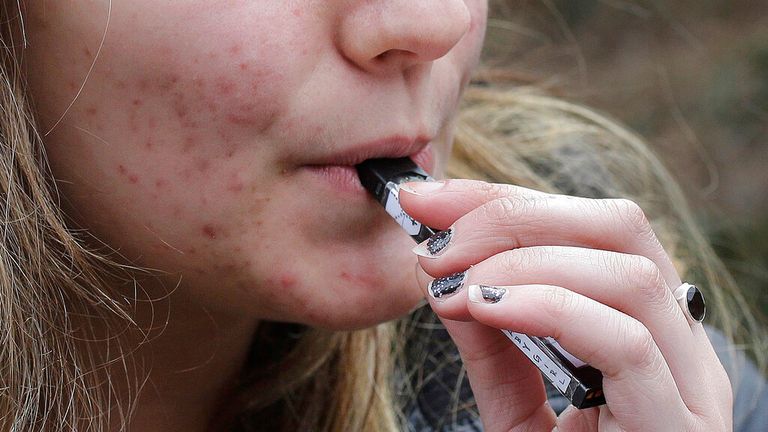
374,49 -> 416,65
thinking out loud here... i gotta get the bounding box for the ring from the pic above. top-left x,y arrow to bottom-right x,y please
674,283 -> 706,324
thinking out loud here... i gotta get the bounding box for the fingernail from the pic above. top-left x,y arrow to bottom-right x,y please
428,271 -> 467,300
412,228 -> 453,258
468,284 -> 508,304
400,181 -> 445,196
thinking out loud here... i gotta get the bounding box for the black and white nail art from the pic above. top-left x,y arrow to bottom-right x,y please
429,271 -> 467,299
468,284 -> 508,304
414,228 -> 453,258
479,285 -> 507,303
427,229 -> 452,255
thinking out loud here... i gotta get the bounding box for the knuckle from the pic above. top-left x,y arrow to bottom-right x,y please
628,255 -> 668,302
481,197 -> 527,224
622,322 -> 661,373
475,196 -> 542,249
476,181 -> 507,200
615,198 -> 648,223
603,253 -> 667,306
498,249 -> 528,275
610,198 -> 655,240
482,195 -> 546,226
542,285 -> 578,322
502,246 -> 549,274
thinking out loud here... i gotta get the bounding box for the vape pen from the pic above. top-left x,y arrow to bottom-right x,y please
355,157 -> 606,409
356,157 -> 437,243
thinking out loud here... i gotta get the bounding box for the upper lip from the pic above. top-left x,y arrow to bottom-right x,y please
309,135 -> 433,166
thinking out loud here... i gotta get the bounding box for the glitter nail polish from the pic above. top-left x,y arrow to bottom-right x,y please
426,228 -> 452,255
413,228 -> 453,258
479,285 -> 507,303
429,271 -> 467,299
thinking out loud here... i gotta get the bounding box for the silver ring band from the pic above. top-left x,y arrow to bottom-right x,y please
674,283 -> 706,324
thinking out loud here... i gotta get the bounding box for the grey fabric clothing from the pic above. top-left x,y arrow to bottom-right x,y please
707,326 -> 768,432
404,324 -> 767,431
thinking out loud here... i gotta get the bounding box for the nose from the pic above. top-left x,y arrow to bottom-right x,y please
336,0 -> 472,75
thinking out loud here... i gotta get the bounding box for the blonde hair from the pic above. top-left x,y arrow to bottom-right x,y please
1,4 -> 765,432
0,13 -> 142,430
451,82 -> 768,376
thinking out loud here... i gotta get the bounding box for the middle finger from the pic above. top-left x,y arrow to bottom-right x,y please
403,184 -> 681,288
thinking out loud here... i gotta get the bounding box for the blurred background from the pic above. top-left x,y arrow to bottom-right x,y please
481,0 -> 767,316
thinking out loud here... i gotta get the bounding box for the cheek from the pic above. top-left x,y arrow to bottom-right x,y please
77,19 -> 304,208
26,3 -> 313,286
109,42 -> 288,156
71,45 -> 291,252
139,46 -> 286,136
32,1 -> 305,150
113,46 -> 293,243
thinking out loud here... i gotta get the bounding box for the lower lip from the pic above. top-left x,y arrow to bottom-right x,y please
305,165 -> 367,194
304,145 -> 435,194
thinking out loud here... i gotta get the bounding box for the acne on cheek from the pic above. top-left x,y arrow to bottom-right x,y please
113,41 -> 284,164
280,274 -> 297,289
116,164 -> 139,184
225,172 -> 246,193
135,51 -> 280,156
140,48 -> 283,133
101,40 -> 288,264
339,270 -> 386,288
202,224 -> 218,239
112,164 -> 255,257
109,49 -> 282,198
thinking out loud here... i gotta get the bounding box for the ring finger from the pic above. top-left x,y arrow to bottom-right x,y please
423,246 -> 710,412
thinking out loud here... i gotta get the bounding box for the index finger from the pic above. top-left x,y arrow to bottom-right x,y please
399,179 -> 558,229
400,178 -> 683,291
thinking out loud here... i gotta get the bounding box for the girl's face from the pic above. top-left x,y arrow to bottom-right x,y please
23,1 -> 487,329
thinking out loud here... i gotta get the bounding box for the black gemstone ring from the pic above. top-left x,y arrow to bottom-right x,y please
674,283 -> 706,324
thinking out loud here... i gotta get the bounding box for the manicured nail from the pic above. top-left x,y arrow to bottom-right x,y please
412,228 -> 453,258
468,285 -> 508,304
400,181 -> 445,196
428,271 -> 467,300
398,183 -> 424,196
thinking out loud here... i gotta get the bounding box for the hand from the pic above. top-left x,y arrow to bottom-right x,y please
399,179 -> 733,431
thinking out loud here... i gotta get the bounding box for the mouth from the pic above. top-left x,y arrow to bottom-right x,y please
311,135 -> 434,165
301,138 -> 435,194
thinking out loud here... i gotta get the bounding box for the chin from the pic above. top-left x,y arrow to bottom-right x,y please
289,268 -> 425,331
305,301 -> 423,331
304,293 -> 425,331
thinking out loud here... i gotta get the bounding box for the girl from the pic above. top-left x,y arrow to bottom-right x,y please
2,1 -> 763,430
